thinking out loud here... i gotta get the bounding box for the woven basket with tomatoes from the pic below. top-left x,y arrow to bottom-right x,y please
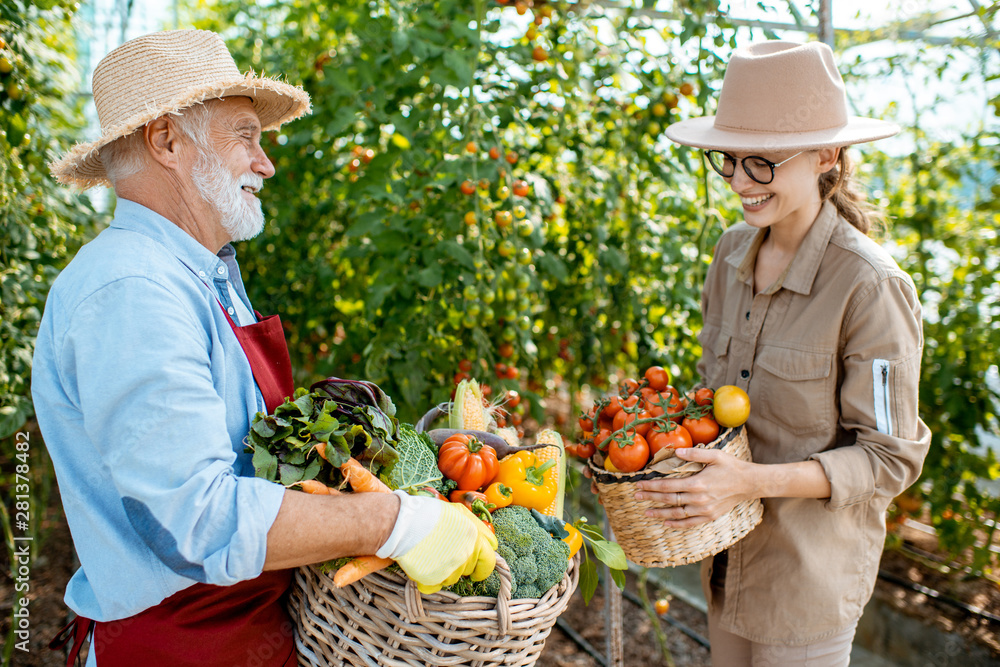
568,366 -> 763,568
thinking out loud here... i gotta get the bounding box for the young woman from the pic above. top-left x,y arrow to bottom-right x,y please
649,41 -> 931,665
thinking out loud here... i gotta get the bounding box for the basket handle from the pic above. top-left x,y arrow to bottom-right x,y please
415,403 -> 450,433
403,554 -> 513,636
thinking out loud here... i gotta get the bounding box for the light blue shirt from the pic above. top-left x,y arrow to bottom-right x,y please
31,199 -> 286,622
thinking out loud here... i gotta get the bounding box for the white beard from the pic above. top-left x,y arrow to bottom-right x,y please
191,149 -> 266,243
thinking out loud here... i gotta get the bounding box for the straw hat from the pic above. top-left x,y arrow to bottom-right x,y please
665,41 -> 898,153
51,29 -> 312,190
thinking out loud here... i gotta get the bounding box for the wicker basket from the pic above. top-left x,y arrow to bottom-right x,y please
288,553 -> 580,667
587,425 -> 763,568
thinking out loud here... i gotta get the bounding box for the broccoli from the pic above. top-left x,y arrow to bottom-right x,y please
448,568 -> 503,598
490,505 -> 570,599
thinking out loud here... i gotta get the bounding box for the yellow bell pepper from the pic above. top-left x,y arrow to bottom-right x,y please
495,450 -> 558,512
562,523 -> 583,559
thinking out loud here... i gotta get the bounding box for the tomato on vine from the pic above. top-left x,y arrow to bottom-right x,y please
643,365 -> 670,391
693,387 -> 714,406
648,424 -> 692,456
682,415 -> 719,446
460,179 -> 476,195
608,433 -> 649,473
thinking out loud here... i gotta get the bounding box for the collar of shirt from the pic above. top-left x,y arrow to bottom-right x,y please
726,200 -> 840,296
111,198 -> 236,287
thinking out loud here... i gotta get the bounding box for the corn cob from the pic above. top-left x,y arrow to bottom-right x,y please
534,429 -> 565,518
450,378 -> 491,431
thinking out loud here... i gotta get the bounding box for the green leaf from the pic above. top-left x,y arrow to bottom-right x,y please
438,240 -> 476,269
252,446 -> 279,481
413,264 -> 444,288
578,556 -> 599,605
588,538 -> 628,571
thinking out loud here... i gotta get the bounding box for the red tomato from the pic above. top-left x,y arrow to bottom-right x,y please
648,425 -> 693,456
620,378 -> 640,395
595,428 -> 613,452
602,396 -> 623,420
608,433 -> 650,473
460,180 -> 476,195
693,387 -> 715,406
506,390 -> 521,408
568,441 -> 596,459
579,406 -> 596,432
682,415 -> 720,446
643,365 -> 670,391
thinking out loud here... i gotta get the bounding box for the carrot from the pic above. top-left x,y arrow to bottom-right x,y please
294,479 -> 339,495
333,555 -> 394,588
340,457 -> 392,494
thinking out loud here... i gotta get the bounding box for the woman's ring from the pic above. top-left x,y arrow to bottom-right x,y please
674,492 -> 682,507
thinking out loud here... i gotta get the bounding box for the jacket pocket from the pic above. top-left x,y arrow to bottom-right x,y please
703,333 -> 731,389
755,346 -> 835,435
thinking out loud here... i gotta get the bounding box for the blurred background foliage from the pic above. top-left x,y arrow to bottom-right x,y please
1,0 -> 998,612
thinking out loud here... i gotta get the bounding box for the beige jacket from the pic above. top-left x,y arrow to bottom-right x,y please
696,201 -> 931,644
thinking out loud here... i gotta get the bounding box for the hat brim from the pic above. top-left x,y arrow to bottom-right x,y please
50,73 -> 312,190
664,115 -> 900,153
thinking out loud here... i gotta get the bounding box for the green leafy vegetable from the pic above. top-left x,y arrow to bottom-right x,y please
247,380 -> 400,488
379,423 -> 443,493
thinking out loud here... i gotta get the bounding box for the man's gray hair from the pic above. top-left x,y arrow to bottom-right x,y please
98,99 -> 222,186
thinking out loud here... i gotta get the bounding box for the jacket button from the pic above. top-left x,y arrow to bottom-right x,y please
745,311 -> 750,320
740,369 -> 750,379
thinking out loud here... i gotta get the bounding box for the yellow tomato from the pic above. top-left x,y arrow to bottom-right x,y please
604,457 -> 620,472
713,385 -> 751,428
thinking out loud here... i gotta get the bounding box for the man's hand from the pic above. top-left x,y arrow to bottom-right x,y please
377,491 -> 498,594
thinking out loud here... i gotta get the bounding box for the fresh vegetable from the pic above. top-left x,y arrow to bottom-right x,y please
248,380 -> 399,490
682,414 -> 720,446
714,385 -> 751,427
483,482 -> 513,509
654,598 -> 671,615
294,480 -> 338,495
333,556 -> 394,588
495,450 -> 558,512
648,424 -> 692,457
490,505 -> 570,599
450,489 -> 495,530
341,457 -> 392,493
562,523 -> 583,559
378,423 -> 445,494
437,433 -> 499,491
608,433 -> 649,473
533,429 -> 565,517
450,378 -> 490,431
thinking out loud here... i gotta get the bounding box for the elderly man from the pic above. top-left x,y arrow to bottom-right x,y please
34,30 -> 495,666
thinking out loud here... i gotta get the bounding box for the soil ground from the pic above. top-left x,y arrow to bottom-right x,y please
3,491 -> 997,666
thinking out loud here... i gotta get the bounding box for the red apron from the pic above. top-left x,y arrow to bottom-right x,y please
52,306 -> 296,666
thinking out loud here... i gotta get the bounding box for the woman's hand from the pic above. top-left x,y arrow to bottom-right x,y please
634,447 -> 760,528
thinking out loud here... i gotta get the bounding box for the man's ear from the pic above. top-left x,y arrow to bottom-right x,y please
143,116 -> 189,172
816,146 -> 840,174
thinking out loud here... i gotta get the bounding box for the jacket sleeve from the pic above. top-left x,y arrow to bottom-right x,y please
66,276 -> 285,585
810,273 -> 931,510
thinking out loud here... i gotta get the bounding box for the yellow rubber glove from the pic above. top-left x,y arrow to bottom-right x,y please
377,491 -> 498,594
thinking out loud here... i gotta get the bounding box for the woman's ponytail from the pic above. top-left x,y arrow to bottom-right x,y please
819,149 -> 885,237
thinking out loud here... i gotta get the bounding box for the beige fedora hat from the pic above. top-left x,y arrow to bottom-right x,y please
51,29 -> 311,190
665,40 -> 899,153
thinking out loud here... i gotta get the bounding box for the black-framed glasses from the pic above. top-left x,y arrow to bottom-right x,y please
703,150 -> 804,185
